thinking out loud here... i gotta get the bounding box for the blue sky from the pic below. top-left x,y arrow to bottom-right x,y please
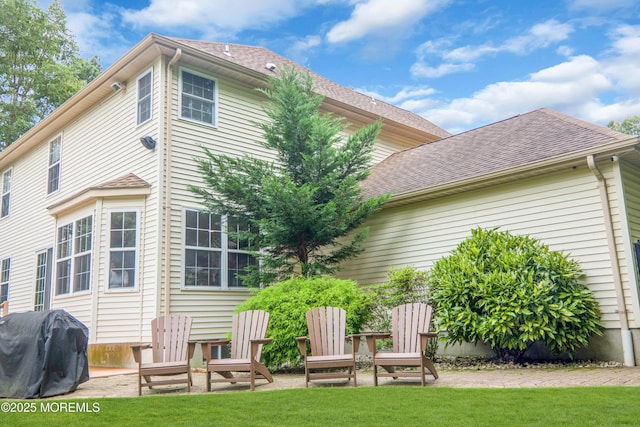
48,0 -> 640,134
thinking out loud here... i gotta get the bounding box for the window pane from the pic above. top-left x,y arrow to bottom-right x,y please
181,71 -> 215,124
109,211 -> 137,289
49,138 -> 61,164
73,254 -> 91,292
48,165 -> 60,193
2,170 -> 10,193
34,252 -> 47,311
1,194 -> 9,218
57,224 -> 73,259
56,260 -> 71,295
111,212 -> 123,229
124,211 -> 137,229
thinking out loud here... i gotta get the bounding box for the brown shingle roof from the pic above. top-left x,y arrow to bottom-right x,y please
364,108 -> 634,199
168,37 -> 451,139
93,173 -> 150,190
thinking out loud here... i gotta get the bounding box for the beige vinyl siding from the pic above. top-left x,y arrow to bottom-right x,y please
0,142 -> 57,312
338,165 -> 624,328
0,59 -> 164,344
164,68 -> 417,338
166,72 -> 269,337
619,160 -> 640,327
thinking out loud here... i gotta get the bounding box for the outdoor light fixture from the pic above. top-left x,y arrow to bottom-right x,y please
110,82 -> 122,91
140,136 -> 156,150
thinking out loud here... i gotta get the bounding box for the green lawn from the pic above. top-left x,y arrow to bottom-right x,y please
2,386 -> 639,426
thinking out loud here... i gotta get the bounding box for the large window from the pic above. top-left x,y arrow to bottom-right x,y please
180,69 -> 216,126
184,210 -> 257,289
137,69 -> 153,125
108,211 -> 137,289
0,257 -> 9,304
1,168 -> 10,218
48,135 -> 62,194
55,215 -> 92,295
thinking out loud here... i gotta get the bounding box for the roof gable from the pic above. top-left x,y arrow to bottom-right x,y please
364,108 -> 637,200
168,37 -> 450,140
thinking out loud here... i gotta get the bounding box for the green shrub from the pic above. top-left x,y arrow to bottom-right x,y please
429,227 -> 603,362
236,276 -> 372,369
366,266 -> 436,356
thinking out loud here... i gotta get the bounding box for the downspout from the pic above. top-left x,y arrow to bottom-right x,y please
587,154 -> 635,366
163,48 -> 182,316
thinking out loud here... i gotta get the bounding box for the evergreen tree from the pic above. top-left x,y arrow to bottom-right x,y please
0,0 -> 102,149
191,66 -> 388,286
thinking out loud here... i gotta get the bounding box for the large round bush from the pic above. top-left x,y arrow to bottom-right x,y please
236,276 -> 371,369
429,227 -> 603,361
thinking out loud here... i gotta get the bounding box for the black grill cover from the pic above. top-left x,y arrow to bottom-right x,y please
0,310 -> 89,398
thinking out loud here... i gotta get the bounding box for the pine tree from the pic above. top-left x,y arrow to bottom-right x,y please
191,66 -> 388,286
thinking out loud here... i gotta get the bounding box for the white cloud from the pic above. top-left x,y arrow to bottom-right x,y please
412,19 -> 574,79
326,0 -> 451,44
411,62 -> 475,78
121,0 -> 311,38
418,55 -> 614,133
286,35 -> 323,64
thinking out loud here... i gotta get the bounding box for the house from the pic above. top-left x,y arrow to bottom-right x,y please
2,32 -> 639,367
0,33 -> 448,366
338,108 -> 640,365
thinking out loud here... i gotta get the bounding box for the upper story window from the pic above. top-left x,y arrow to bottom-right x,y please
48,135 -> 62,194
1,257 -> 10,303
179,69 -> 217,126
108,210 -> 138,289
55,215 -> 92,296
183,209 -> 257,289
1,168 -> 11,218
137,69 -> 153,125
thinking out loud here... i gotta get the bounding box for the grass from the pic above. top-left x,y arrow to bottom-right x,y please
3,386 -> 640,426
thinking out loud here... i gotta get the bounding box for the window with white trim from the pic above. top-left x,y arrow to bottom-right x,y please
1,168 -> 11,218
34,249 -> 52,311
183,210 -> 257,288
48,135 -> 62,194
1,257 -> 10,304
55,215 -> 92,295
179,69 -> 217,126
137,69 -> 153,125
108,211 -> 137,289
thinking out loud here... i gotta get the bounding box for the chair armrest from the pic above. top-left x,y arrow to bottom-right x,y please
296,336 -> 308,357
362,333 -> 391,355
250,338 -> 273,359
130,343 -> 152,364
187,341 -> 197,360
346,334 -> 363,354
419,331 -> 439,352
198,339 -> 231,362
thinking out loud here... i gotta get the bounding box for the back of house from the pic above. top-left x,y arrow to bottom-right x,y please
0,33 -> 447,366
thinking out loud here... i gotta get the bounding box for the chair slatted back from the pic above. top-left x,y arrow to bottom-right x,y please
391,303 -> 433,353
0,301 -> 7,317
151,314 -> 192,363
306,306 -> 346,356
230,310 -> 270,360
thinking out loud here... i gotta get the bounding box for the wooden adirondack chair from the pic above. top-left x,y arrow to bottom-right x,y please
0,301 -> 7,317
201,310 -> 273,391
130,314 -> 195,396
296,306 -> 360,387
366,303 -> 439,386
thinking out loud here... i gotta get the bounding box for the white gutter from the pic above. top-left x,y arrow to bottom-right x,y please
163,49 -> 182,316
587,154 -> 635,366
